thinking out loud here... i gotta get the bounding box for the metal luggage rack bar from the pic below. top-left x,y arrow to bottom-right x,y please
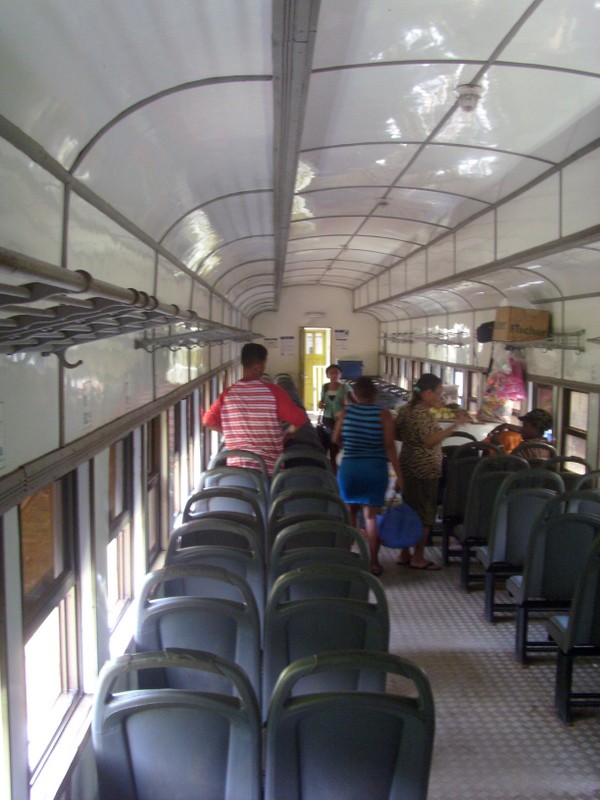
135,327 -> 259,353
0,247 -> 257,366
383,331 -> 470,347
502,331 -> 585,353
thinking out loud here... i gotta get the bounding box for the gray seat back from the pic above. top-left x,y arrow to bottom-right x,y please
198,466 -> 268,517
512,441 -> 557,459
269,466 -> 339,502
488,486 -> 560,565
269,520 -> 369,587
208,449 -> 270,492
442,441 -> 500,520
135,565 -> 261,701
267,488 -> 350,551
573,470 -> 600,491
543,456 -> 592,491
457,455 -> 530,544
263,565 -> 389,718
523,513 -> 600,600
265,651 -> 434,800
183,485 -> 266,533
561,533 -> 600,648
92,649 -> 261,800
272,447 -> 333,475
165,519 -> 265,623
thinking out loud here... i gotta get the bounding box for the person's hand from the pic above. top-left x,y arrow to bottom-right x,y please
318,400 -> 325,409
454,410 -> 471,425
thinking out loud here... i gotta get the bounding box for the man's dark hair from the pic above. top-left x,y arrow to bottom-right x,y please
241,342 -> 268,367
353,376 -> 378,401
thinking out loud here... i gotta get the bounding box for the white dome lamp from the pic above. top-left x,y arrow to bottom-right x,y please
456,83 -> 483,112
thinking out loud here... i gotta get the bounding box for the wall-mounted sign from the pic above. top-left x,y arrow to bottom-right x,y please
334,329 -> 349,351
280,336 -> 295,356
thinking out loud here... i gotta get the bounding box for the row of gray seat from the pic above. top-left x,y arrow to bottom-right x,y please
92,450 -> 436,799
438,440 -> 600,723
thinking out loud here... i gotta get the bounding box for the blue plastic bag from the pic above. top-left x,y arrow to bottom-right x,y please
377,500 -> 423,549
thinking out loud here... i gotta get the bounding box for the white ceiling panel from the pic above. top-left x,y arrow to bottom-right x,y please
289,218 -> 363,239
313,0 -> 533,68
402,146 -> 549,204
301,144 -> 420,191
1,0 -> 598,320
73,83 -> 273,239
0,0 -> 271,169
302,64 -> 467,149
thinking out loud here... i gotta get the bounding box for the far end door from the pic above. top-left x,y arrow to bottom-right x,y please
300,327 -> 329,411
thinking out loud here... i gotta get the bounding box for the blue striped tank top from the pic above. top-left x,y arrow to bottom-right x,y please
341,404 -> 386,459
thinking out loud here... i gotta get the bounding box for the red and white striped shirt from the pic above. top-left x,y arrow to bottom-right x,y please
203,380 -> 308,475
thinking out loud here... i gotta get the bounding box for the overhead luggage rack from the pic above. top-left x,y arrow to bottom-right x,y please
0,247 -> 258,366
498,331 -> 585,353
135,326 -> 257,353
383,331 -> 470,347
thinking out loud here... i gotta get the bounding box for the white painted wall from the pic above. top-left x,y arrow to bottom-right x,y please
252,285 -> 379,384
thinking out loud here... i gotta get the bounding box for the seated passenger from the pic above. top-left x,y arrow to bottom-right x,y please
487,408 -> 553,457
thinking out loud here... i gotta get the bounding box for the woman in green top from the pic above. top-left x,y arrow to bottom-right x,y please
318,364 -> 356,473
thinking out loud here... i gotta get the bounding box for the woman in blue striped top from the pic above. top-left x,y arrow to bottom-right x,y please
333,376 -> 403,576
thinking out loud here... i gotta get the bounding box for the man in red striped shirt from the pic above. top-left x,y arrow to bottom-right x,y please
202,343 -> 308,476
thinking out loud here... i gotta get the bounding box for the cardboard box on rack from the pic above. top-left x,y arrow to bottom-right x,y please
493,307 -> 551,342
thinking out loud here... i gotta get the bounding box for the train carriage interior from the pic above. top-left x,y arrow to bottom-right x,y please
1,1 -> 599,799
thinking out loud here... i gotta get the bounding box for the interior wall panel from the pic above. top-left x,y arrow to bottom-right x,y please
427,236 -> 455,284
455,213 -> 495,273
154,345 -> 190,400
389,263 -> 406,296
496,175 -> 560,260
63,334 -> 154,444
406,251 -> 427,291
68,196 -> 156,291
155,256 -> 193,309
0,140 -> 63,263
515,300 -> 563,379
0,353 -> 59,475
562,151 -> 600,237
563,298 -> 600,385
191,283 -> 211,318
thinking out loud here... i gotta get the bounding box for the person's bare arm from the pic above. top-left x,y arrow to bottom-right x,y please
382,408 -> 403,490
332,410 -> 345,445
423,409 -> 471,447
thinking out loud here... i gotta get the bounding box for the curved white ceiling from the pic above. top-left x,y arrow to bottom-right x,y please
1,0 -> 599,321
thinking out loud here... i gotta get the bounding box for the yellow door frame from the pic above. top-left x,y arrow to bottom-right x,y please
299,327 -> 330,411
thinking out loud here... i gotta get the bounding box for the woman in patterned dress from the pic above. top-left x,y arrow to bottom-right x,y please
394,373 -> 470,570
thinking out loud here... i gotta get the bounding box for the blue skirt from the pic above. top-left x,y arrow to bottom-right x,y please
337,457 -> 388,506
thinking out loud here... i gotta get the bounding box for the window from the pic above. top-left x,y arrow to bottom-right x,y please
168,404 -> 182,519
533,384 -> 554,442
146,416 -> 162,565
563,390 -> 589,472
107,438 -> 133,630
19,477 -> 80,774
467,372 -> 480,414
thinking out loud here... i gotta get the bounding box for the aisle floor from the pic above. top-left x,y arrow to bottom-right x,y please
378,544 -> 600,800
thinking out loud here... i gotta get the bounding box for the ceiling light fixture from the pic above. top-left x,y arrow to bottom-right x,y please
456,83 -> 483,112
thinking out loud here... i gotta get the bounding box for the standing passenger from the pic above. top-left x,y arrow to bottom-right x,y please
202,343 -> 308,476
333,376 -> 403,576
318,364 -> 356,473
394,373 -> 470,570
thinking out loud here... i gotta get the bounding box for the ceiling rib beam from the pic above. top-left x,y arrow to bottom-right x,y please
272,0 -> 321,309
